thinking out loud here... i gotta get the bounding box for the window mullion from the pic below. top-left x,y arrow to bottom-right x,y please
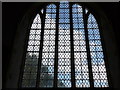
54,3 -> 59,88
36,8 -> 46,88
82,5 -> 94,88
69,2 -> 76,88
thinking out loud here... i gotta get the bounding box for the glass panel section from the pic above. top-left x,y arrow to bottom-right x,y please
39,4 -> 56,88
88,13 -> 109,87
22,14 -> 41,87
58,1 -> 71,88
72,4 -> 90,88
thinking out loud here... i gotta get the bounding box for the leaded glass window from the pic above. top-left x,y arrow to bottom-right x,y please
20,1 -> 109,88
72,4 -> 90,88
40,4 -> 56,87
58,1 -> 71,87
88,14 -> 109,87
21,14 -> 41,87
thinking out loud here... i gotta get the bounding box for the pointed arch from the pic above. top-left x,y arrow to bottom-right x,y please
87,13 -> 109,87
21,14 -> 41,87
19,2 -> 110,88
39,4 -> 56,87
58,1 -> 71,87
72,4 -> 90,87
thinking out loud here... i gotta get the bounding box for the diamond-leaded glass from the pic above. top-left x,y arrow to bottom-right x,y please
22,14 -> 41,87
88,13 -> 109,87
58,1 -> 71,88
21,1 -> 109,88
72,4 -> 90,88
39,4 -> 56,88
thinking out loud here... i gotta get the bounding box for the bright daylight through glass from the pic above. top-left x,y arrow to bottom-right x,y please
21,1 -> 109,88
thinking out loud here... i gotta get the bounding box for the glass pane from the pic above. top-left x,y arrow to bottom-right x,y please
22,14 -> 41,87
58,1 -> 71,88
87,13 -> 109,87
39,4 -> 56,88
72,4 -> 90,88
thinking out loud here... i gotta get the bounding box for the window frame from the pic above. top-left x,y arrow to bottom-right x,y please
18,2 -> 112,88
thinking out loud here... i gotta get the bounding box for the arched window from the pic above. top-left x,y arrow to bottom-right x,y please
72,4 -> 90,88
40,4 -> 56,87
87,13 -> 108,87
21,14 -> 41,87
20,1 -> 109,88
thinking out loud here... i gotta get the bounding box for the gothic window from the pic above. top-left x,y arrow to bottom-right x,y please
72,4 -> 90,87
20,1 -> 109,88
40,4 -> 56,87
87,13 -> 109,87
58,2 -> 71,88
21,14 -> 41,87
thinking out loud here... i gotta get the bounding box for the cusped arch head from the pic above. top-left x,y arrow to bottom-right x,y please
46,4 -> 56,9
32,14 -> 41,24
31,14 -> 41,29
72,4 -> 83,13
87,13 -> 99,29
